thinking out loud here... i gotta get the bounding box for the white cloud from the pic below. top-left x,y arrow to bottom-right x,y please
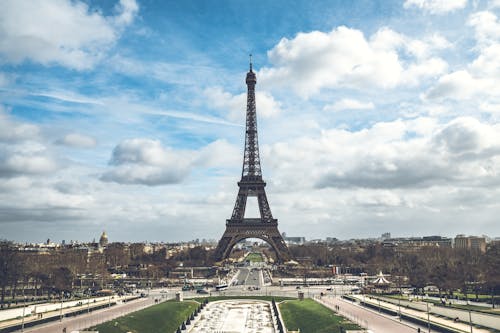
468,11 -> 500,46
205,87 -> 282,121
32,90 -> 104,105
0,151 -> 58,177
425,70 -> 495,100
112,0 -> 139,26
101,138 -> 191,185
0,108 -> 39,142
259,26 -> 449,97
262,117 -> 500,191
323,98 -> 375,112
470,44 -> 500,76
101,138 -> 240,186
0,110 -> 59,178
0,72 -> 10,87
432,117 -> 498,153
425,11 -> 500,102
56,133 -> 97,148
101,164 -> 188,186
401,57 -> 448,86
479,102 -> 500,113
0,0 -> 138,70
467,11 -> 500,81
403,0 -> 468,14
194,139 -> 240,168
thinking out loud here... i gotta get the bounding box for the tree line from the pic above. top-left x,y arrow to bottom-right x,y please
289,242 -> 500,301
0,241 -> 214,308
1,240 -> 498,308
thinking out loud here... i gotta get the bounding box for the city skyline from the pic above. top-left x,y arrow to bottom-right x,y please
1,0 -> 500,243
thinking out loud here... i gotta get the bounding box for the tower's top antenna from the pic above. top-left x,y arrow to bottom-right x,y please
249,54 -> 253,72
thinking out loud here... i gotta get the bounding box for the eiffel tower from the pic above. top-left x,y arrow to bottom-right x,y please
214,58 -> 292,263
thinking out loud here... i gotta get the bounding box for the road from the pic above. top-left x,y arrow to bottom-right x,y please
232,267 -> 263,288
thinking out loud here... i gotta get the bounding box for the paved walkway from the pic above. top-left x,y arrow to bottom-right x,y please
9,297 -> 159,333
0,297 -> 119,330
425,296 -> 494,309
351,295 -> 491,333
317,296 -> 421,333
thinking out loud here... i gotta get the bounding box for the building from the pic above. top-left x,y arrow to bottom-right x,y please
381,232 -> 391,240
382,236 -> 452,251
99,231 -> 109,248
469,236 -> 487,252
282,233 -> 306,245
454,235 -> 486,253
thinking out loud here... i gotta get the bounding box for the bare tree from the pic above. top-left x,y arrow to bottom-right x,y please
0,241 -> 22,308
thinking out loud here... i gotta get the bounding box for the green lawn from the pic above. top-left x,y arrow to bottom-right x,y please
89,300 -> 198,333
279,299 -> 361,333
246,252 -> 264,262
89,296 -> 296,333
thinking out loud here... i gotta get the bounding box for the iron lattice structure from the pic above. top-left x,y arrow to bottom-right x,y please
214,61 -> 292,263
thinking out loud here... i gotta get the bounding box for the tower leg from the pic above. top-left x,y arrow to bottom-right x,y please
213,225 -> 292,263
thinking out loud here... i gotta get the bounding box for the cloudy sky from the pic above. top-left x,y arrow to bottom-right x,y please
1,0 -> 500,243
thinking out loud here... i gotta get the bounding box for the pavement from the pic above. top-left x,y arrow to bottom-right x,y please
424,296 -> 493,308
0,296 -> 122,324
6,294 -> 166,333
351,295 -> 491,333
317,296 -> 424,333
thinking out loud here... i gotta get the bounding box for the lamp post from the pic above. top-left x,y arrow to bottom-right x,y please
468,308 -> 473,333
21,295 -> 26,332
398,296 -> 402,321
87,288 -> 90,314
426,301 -> 431,333
465,295 -> 473,333
59,293 -> 64,322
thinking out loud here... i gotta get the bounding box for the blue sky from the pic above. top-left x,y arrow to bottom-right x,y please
1,0 -> 500,243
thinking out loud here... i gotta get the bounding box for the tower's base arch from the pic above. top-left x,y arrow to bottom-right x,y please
214,222 -> 291,263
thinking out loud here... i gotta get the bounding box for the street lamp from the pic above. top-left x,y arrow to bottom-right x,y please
59,293 -> 64,322
426,301 -> 431,333
398,297 -> 401,321
21,295 -> 26,332
87,288 -> 90,314
468,309 -> 473,333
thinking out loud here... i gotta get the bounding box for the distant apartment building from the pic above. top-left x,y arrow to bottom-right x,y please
282,233 -> 306,245
325,237 -> 339,244
381,232 -> 391,240
454,234 -> 486,253
382,236 -> 452,251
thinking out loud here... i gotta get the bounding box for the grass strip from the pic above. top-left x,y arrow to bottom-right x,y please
279,299 -> 360,333
89,300 -> 197,333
